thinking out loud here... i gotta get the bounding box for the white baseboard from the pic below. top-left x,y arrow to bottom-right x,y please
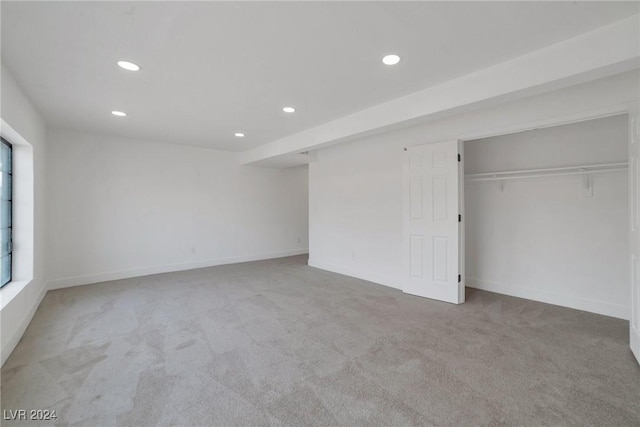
308,259 -> 401,290
48,249 -> 309,290
467,276 -> 629,320
631,325 -> 640,365
1,282 -> 47,366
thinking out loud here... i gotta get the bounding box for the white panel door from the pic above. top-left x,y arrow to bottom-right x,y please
402,140 -> 464,304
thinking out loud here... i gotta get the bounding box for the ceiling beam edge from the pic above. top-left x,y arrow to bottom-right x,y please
239,15 -> 640,165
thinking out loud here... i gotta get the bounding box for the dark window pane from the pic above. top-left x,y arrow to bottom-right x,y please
0,138 -> 12,288
0,142 -> 11,173
0,200 -> 11,229
1,172 -> 12,201
1,254 -> 11,286
0,228 -> 9,257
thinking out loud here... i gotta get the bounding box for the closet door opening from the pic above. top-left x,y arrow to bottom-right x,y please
463,114 -> 630,320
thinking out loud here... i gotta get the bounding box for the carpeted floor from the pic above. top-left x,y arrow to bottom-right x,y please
1,255 -> 639,426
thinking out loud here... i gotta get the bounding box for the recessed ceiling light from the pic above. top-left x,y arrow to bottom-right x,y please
282,107 -> 296,113
382,54 -> 401,65
111,110 -> 127,117
117,60 -> 141,71
234,132 -> 245,137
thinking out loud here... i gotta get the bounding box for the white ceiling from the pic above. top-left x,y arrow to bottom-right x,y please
2,1 -> 638,152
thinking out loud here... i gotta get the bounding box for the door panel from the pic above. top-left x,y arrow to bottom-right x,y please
410,176 -> 423,219
403,140 -> 464,304
432,236 -> 448,282
410,235 -> 424,278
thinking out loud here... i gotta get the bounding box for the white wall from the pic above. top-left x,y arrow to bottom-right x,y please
309,70 -> 638,319
0,64 -> 48,365
465,115 -> 629,318
46,129 -> 308,289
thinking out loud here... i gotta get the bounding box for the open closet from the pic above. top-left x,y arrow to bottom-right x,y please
463,114 -> 630,319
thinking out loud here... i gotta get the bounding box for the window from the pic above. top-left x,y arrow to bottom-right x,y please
1,138 -> 12,287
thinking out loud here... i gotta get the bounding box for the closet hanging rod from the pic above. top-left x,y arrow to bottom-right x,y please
465,162 -> 628,182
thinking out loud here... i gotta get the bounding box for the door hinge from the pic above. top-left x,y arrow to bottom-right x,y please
458,214 -> 462,222
458,274 -> 461,283
457,154 -> 461,162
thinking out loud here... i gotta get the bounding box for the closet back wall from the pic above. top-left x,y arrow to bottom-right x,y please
46,129 -> 309,289
464,115 -> 629,319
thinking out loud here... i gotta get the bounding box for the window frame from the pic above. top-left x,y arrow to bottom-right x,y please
1,137 -> 13,288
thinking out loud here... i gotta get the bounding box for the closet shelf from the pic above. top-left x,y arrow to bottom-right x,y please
464,162 -> 628,182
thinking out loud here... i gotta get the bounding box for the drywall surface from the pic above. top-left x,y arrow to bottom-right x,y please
465,115 -> 629,319
309,70 -> 638,318
0,64 -> 48,365
46,129 -> 308,288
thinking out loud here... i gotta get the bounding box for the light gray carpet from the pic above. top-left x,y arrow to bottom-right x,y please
1,255 -> 639,426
